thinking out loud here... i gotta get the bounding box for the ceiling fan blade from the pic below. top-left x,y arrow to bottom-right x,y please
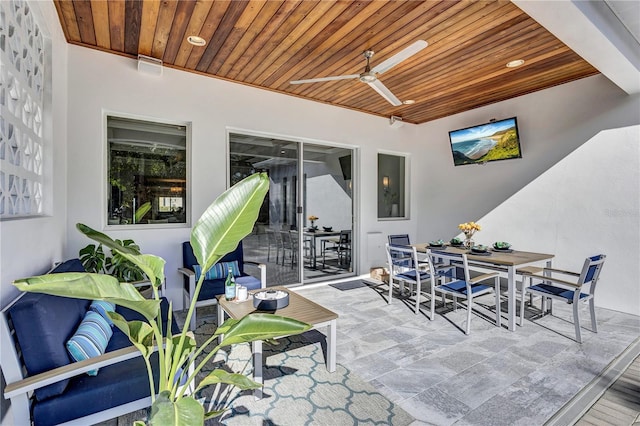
290,74 -> 359,84
367,80 -> 402,106
371,40 -> 428,75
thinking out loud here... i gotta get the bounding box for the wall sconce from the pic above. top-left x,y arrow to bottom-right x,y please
382,176 -> 389,189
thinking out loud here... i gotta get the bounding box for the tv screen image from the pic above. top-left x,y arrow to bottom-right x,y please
448,117 -> 522,166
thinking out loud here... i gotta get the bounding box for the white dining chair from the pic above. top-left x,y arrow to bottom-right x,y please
425,249 -> 502,334
519,254 -> 606,343
385,243 -> 437,317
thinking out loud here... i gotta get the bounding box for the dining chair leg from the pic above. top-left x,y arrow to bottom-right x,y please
465,298 -> 472,335
519,288 -> 526,326
388,278 -> 393,305
415,281 -> 422,314
573,301 -> 582,343
430,284 -> 435,320
589,299 -> 597,333
494,277 -> 501,328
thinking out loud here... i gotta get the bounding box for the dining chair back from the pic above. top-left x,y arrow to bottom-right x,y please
388,234 -> 411,245
322,230 -> 351,268
426,250 -> 501,334
264,229 -> 279,263
519,254 -> 606,343
385,243 -> 436,316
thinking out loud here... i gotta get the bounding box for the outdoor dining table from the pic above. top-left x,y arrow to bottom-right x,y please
303,229 -> 341,269
413,243 -> 554,331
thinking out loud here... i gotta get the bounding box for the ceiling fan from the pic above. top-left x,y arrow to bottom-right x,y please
290,40 -> 428,106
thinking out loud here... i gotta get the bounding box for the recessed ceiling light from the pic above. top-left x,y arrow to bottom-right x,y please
402,100 -> 416,105
506,59 -> 525,68
187,36 -> 206,47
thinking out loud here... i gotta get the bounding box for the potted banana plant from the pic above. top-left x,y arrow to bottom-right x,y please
14,173 -> 310,425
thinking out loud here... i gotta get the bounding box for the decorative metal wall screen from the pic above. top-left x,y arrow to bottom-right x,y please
0,0 -> 45,218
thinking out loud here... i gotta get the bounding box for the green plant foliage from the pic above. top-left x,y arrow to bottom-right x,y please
79,237 -> 147,283
79,244 -> 106,274
14,173 -> 311,425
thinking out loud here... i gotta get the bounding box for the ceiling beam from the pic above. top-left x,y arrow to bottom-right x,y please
513,0 -> 640,95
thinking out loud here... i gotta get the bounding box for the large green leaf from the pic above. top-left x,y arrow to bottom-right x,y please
110,313 -> 155,357
149,392 -> 204,426
195,369 -> 261,393
76,223 -> 165,287
13,273 -> 160,321
219,314 -> 311,347
191,172 -> 269,273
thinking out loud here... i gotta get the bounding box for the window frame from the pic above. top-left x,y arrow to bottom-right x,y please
103,111 -> 191,229
377,151 -> 409,220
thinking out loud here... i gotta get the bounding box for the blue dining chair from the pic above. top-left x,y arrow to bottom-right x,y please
386,243 -> 437,317
425,249 -> 501,334
388,234 -> 411,245
519,254 -> 606,343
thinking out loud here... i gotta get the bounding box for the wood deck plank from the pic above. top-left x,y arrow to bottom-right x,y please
578,355 -> 640,425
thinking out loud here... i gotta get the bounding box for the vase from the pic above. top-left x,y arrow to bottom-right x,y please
464,233 -> 474,249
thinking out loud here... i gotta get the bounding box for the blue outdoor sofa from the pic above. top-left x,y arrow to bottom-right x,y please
0,259 -> 180,426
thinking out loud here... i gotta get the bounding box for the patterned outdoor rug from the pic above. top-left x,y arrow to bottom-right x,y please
195,319 -> 414,425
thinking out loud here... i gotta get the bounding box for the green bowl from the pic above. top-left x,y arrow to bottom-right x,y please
471,245 -> 489,253
493,241 -> 511,250
450,238 -> 463,246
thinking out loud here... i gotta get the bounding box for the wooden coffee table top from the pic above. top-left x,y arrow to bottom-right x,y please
218,286 -> 338,326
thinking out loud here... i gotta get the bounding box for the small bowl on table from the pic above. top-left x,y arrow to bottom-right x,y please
493,241 -> 512,251
323,226 -> 333,232
450,238 -> 463,247
429,239 -> 445,248
471,245 -> 489,253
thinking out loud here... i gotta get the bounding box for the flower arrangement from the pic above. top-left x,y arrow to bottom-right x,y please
308,215 -> 318,230
458,221 -> 481,248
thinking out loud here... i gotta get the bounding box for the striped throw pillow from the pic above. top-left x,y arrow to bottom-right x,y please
193,260 -> 240,281
90,300 -> 116,327
66,311 -> 113,376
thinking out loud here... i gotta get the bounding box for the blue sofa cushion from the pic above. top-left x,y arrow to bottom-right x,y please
32,352 -> 162,426
9,292 -> 90,401
182,241 -> 246,275
50,258 -> 86,273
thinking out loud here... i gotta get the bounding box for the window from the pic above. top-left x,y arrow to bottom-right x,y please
0,0 -> 47,218
378,153 -> 406,219
107,115 -> 188,226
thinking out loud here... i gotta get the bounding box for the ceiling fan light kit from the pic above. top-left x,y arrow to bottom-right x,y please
291,40 -> 428,106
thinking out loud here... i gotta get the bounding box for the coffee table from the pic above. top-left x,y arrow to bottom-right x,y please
217,286 -> 338,398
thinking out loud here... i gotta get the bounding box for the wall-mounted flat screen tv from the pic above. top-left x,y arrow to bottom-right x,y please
448,117 -> 522,166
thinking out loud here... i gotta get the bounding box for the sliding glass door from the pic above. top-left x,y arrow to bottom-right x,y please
229,133 -> 354,287
302,143 -> 353,282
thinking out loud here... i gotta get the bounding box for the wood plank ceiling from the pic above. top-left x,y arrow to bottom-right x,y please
53,0 -> 599,124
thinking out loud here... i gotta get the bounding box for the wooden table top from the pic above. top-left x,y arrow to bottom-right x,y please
218,286 -> 338,325
413,243 -> 554,267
